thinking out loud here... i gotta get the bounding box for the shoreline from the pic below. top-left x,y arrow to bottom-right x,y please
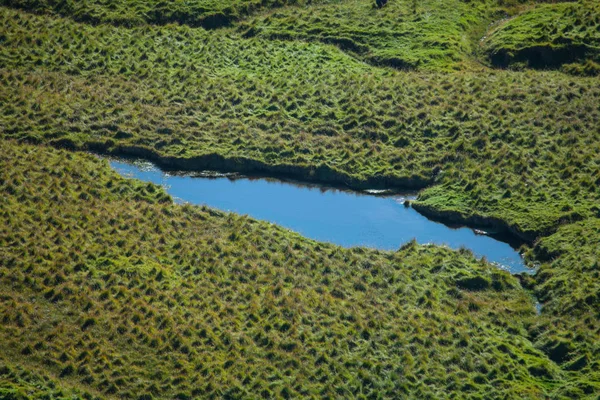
410,202 -> 539,245
51,138 -> 432,192
50,137 -> 538,250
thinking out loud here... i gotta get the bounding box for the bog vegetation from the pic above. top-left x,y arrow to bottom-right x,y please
482,1 -> 600,74
0,0 -> 599,398
1,6 -> 599,237
1,141 -> 597,399
0,0 -> 302,28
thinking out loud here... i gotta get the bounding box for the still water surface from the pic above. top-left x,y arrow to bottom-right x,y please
110,159 -> 528,273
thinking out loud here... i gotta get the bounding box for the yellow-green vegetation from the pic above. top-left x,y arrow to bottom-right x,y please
1,363 -> 94,400
0,0 -> 303,28
1,7 -> 599,239
0,141 -> 558,398
1,0 -> 599,397
531,218 -> 600,318
483,0 -> 600,74
239,0 -> 493,70
520,219 -> 600,399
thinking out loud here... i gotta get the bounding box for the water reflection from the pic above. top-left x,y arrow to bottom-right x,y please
109,157 -> 529,274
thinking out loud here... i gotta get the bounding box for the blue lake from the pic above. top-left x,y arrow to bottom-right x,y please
110,158 -> 529,274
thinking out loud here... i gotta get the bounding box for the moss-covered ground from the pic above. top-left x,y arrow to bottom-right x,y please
0,0 -> 599,398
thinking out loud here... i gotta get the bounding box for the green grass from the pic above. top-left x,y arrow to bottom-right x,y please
238,0 -> 494,70
0,141 -> 563,399
0,0 -> 599,398
0,0 -> 304,29
520,218 -> 600,399
1,362 -> 98,400
482,0 -> 600,74
530,218 -> 600,317
0,7 -> 599,238
5,0 -> 598,72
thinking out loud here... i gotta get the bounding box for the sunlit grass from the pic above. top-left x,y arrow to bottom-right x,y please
0,7 -> 598,237
0,0 -> 599,397
1,0 -> 305,28
1,141 -> 566,398
482,1 -> 600,74
238,0 -> 492,70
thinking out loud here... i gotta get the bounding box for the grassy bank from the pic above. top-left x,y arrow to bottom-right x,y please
0,0 -> 497,69
1,141 -> 559,399
0,0 -> 303,29
238,0 -> 494,70
1,7 -> 599,240
1,0 -> 599,397
482,1 -> 600,75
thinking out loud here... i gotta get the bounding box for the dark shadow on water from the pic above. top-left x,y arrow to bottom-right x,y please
106,153 -> 417,196
106,156 -> 531,274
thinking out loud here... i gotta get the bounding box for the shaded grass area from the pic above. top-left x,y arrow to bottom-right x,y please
239,0 -> 493,70
520,218 -> 600,398
0,1 -> 599,397
0,0 -> 305,29
482,0 -> 600,75
1,8 -> 599,239
0,362 -> 99,400
532,218 -> 600,317
1,141 -> 560,398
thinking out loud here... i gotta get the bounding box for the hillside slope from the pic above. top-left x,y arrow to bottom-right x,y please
1,8 -> 599,239
482,1 -> 600,75
0,0 -> 301,28
0,0 -> 599,398
1,141 -> 558,399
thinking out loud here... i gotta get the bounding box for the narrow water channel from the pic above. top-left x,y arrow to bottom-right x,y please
110,158 -> 529,274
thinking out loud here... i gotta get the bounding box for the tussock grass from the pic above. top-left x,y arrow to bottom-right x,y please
482,0 -> 600,74
0,8 -> 599,237
0,0 -> 599,397
0,141 -> 568,398
1,0 -> 304,29
520,218 -> 600,398
239,0 -> 493,70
